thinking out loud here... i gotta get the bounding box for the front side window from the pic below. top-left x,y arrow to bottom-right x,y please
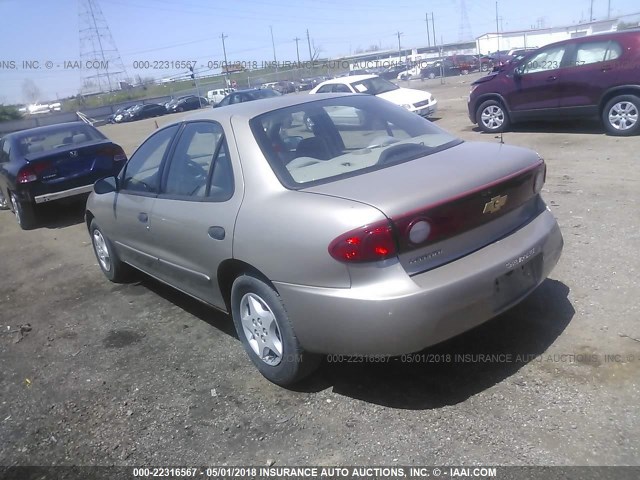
522,46 -> 566,74
251,95 -> 460,188
121,125 -> 179,193
163,121 -> 232,199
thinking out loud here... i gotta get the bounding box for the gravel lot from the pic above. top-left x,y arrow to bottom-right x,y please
1,73 -> 638,467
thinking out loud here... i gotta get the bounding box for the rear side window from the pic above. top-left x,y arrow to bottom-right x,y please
575,41 -> 622,65
162,121 -> 233,200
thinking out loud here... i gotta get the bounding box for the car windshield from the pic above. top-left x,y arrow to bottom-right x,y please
251,95 -> 460,188
348,76 -> 399,95
15,124 -> 105,155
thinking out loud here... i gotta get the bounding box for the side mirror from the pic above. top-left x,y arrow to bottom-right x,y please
94,176 -> 118,194
513,66 -> 523,78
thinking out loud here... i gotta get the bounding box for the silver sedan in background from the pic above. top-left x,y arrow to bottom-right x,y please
86,93 -> 563,386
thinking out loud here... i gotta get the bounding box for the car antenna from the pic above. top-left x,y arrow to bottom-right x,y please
495,132 -> 504,144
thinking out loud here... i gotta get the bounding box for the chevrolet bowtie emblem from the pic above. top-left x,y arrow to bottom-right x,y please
483,194 -> 508,214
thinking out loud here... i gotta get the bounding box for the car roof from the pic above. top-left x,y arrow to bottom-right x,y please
174,92 -> 359,125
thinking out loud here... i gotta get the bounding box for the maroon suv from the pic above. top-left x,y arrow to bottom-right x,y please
468,30 -> 640,136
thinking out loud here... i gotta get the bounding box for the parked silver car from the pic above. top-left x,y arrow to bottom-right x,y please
86,93 -> 563,386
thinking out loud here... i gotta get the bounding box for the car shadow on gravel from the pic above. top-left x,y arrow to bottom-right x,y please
295,278 -> 574,409
33,196 -> 88,229
135,275 -> 238,338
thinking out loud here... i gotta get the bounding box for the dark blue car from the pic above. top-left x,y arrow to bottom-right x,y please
0,122 -> 127,229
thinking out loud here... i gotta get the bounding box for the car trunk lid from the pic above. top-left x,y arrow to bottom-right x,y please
306,141 -> 546,274
24,140 -> 126,184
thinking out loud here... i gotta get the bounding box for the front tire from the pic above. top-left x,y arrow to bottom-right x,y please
90,220 -> 132,283
602,95 -> 640,136
10,193 -> 37,230
231,274 -> 320,386
476,99 -> 510,133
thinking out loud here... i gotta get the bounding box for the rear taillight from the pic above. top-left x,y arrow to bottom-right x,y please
329,220 -> 398,263
533,162 -> 546,194
97,145 -> 127,162
17,161 -> 53,183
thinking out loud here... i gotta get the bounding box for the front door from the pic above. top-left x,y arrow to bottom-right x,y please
112,124 -> 180,275
507,44 -> 568,117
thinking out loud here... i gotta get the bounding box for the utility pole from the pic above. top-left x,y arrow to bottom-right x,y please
221,33 -> 230,88
306,29 -> 313,62
607,0 -> 611,19
590,0 -> 594,21
495,1 -> 500,54
270,25 -> 278,78
431,12 -> 437,48
396,31 -> 403,64
294,37 -> 301,66
425,13 -> 431,47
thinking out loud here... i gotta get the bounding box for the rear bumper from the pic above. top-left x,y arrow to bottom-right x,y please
274,209 -> 563,355
34,184 -> 94,204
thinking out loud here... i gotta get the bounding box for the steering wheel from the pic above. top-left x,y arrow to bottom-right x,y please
184,159 -> 208,179
376,143 -> 431,165
367,135 -> 400,149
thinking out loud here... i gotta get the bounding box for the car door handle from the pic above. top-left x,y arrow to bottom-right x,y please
137,212 -> 148,223
546,75 -> 557,82
208,226 -> 225,240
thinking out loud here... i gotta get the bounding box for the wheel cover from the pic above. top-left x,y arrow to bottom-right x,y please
239,293 -> 283,366
481,105 -> 505,129
10,194 -> 21,225
92,230 -> 112,272
608,101 -> 638,131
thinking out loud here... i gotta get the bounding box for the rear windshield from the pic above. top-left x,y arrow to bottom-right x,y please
251,95 -> 460,188
15,124 -> 105,156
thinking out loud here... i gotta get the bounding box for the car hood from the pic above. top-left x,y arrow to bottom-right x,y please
377,87 -> 431,105
304,141 -> 540,217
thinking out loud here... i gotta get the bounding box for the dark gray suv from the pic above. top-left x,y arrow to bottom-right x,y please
468,30 -> 640,136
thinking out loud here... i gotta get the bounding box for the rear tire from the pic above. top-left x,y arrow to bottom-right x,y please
602,95 -> 640,136
0,190 -> 9,210
10,193 -> 37,230
90,220 -> 132,283
476,99 -> 510,133
231,274 -> 321,386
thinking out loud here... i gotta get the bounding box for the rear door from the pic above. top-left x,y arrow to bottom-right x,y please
558,39 -> 625,111
112,124 -> 180,274
149,121 -> 241,308
507,44 -> 569,116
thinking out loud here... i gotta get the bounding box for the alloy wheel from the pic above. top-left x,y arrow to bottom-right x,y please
10,194 -> 21,225
608,101 -> 638,131
239,293 -> 283,366
481,105 -> 505,130
92,229 -> 112,272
